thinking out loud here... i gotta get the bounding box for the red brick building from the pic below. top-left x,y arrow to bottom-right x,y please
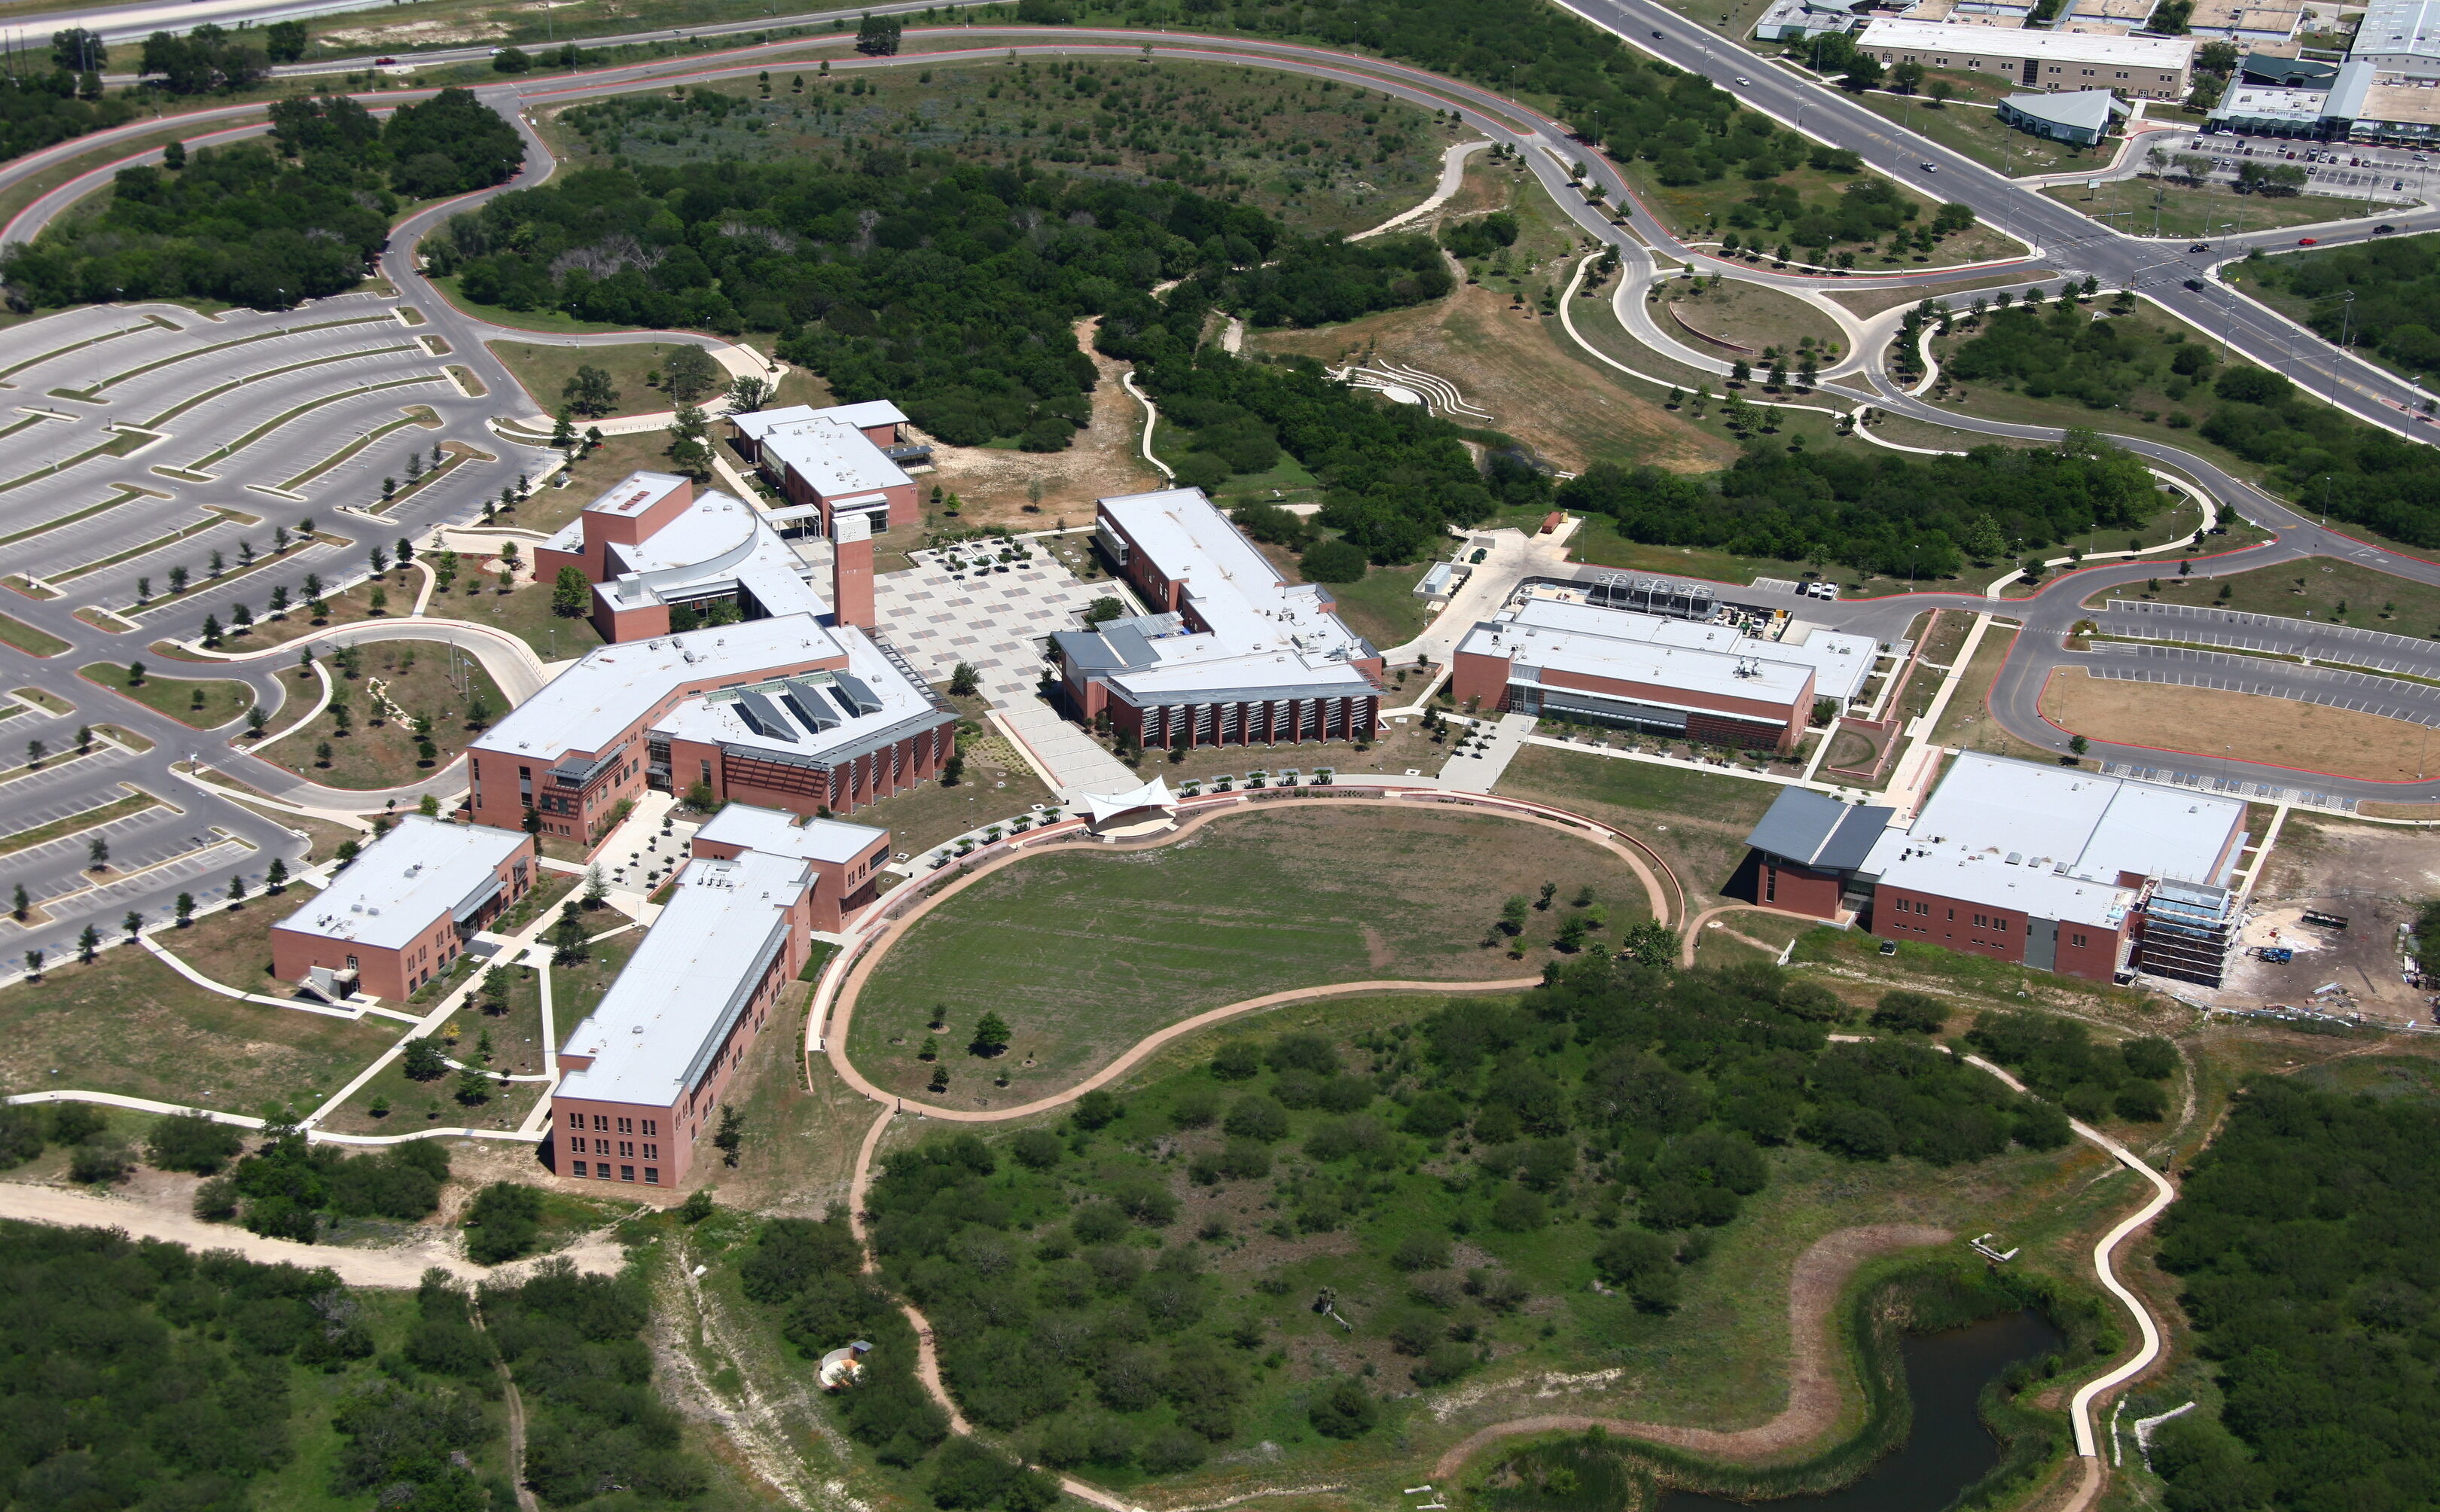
729,401 -> 921,535
270,818 -> 536,1001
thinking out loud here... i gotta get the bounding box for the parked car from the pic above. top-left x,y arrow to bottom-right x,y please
2298,236 -> 2318,245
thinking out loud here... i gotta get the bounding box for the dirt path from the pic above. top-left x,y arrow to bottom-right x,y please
472,1304 -> 542,1512
1677,904 -> 1830,968
0,1178 -> 621,1286
1429,1224 -> 1952,1478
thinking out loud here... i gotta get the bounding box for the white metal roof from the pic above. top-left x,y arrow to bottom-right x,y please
754,413 -> 911,499
1862,752 -> 2245,922
481,614 -> 849,758
1459,605 -> 1816,708
731,400 -> 907,443
594,486 -> 830,623
555,849 -> 812,1106
652,623 -> 942,767
693,803 -> 887,865
283,817 -> 528,952
1860,16 -> 2196,63
2357,0 -> 2440,63
1506,596 -> 1877,702
1094,488 -> 1379,701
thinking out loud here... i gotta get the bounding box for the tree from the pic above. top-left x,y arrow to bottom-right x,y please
583,864 -> 608,908
1926,78 -> 1954,106
264,19 -> 308,62
122,910 -> 143,940
52,27 -> 106,70
663,345 -> 723,404
715,1105 -> 745,1166
563,365 -> 618,416
1083,597 -> 1125,626
9,884 -> 25,922
127,660 -> 146,685
948,662 -> 981,697
1301,538 -> 1368,584
970,1011 -> 1011,1057
1310,1378 -> 1377,1438
1841,55 -> 1884,91
403,1036 -> 450,1081
23,950 -> 41,980
87,835 -> 108,870
2069,733 -> 2091,756
462,1181 -> 544,1264
227,871 -> 248,905
25,739 -> 43,769
455,1067 -> 493,1105
2197,38 -> 2240,72
491,45 -> 532,73
77,925 -> 99,963
856,11 -> 904,53
1891,59 -> 1925,93
175,892 -> 195,927
267,858 -> 288,892
1499,895 -> 1530,937
551,905 -> 590,965
551,565 -> 590,618
726,374 -> 773,413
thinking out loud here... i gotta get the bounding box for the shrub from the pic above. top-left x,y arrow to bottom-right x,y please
1299,538 -> 1368,584
1170,1087 -> 1220,1128
1869,989 -> 1950,1035
1490,1187 -> 1546,1231
1209,1040 -> 1261,1080
462,1181 -> 544,1265
1071,1090 -> 1122,1130
2121,1036 -> 2178,1081
69,1139 -> 134,1184
1223,1094 -> 1289,1142
1011,1129 -> 1064,1169
2114,1080 -> 2169,1122
1309,1377 -> 1378,1438
1389,1230 -> 1451,1272
145,1111 -> 245,1174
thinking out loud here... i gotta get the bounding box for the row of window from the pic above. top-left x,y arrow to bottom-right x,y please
573,1160 -> 659,1184
584,1113 -> 658,1135
584,1137 -> 658,1160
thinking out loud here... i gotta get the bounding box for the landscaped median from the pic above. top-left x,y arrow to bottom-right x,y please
78,661 -> 255,730
0,786 -> 163,861
0,611 -> 68,657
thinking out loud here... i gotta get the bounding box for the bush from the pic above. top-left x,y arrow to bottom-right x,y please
1592,1227 -> 1680,1311
1389,1230 -> 1451,1272
146,1111 -> 246,1174
1071,1090 -> 1121,1130
1209,1040 -> 1261,1080
2121,1036 -> 2178,1081
462,1181 -> 544,1265
1011,1129 -> 1064,1169
1310,1377 -> 1378,1438
1223,1094 -> 1289,1142
2114,1080 -> 2169,1122
69,1139 -> 134,1184
1300,538 -> 1368,584
1869,989 -> 1950,1035
1169,1087 -> 1220,1128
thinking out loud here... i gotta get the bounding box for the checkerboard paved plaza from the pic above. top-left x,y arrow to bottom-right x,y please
868,550 -> 1115,706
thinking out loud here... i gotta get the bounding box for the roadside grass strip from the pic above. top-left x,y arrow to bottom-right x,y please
136,342 -> 431,432
0,316 -> 172,388
444,365 -> 487,397
0,612 -> 69,657
0,429 -> 150,498
279,406 -> 441,492
0,413 -> 50,444
5,578 -> 61,600
114,535 -> 344,619
61,312 -> 397,400
78,662 -> 252,727
0,786 -> 161,861
0,483 -> 162,550
178,375 -> 448,472
48,505 -> 255,584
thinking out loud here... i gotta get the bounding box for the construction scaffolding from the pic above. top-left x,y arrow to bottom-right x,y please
2137,878 -> 2240,988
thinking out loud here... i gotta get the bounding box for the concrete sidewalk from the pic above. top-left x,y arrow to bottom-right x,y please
995,700 -> 1137,798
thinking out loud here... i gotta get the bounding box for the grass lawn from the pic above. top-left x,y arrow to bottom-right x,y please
0,942 -> 399,1115
1617,156 -> 2021,271
1492,744 -> 1780,911
218,566 -> 422,651
849,804 -> 1657,1105
849,751 -> 1058,858
80,661 -> 255,730
0,611 -> 68,657
264,637 -> 505,789
2091,554 -> 2440,636
2044,178 -> 2371,240
435,575 -> 605,663
1652,276 -> 1847,361
487,339 -> 704,419
528,429 -> 683,535
548,927 -> 643,1030
157,889 -> 312,989
1317,563 -> 1432,652
1928,623 -> 2054,764
1851,86 -> 2096,179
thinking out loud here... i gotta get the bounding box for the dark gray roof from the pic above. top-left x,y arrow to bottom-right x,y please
1747,788 -> 1894,870
2241,53 -> 2336,87
1051,625 -> 1159,674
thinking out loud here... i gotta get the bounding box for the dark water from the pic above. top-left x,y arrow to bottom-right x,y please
1658,1309 -> 2065,1512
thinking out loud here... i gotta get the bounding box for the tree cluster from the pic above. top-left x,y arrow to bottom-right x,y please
1945,297 -> 2220,411
1962,1011 -> 2176,1123
1557,431 -> 2160,579
741,1212 -> 951,1466
2248,236 -> 2440,385
0,69 -> 139,172
2,87 -> 522,310
194,1120 -> 450,1242
0,1222 -> 508,1512
2150,1078 -> 2440,1510
429,156 -> 1277,451
480,1258 -> 709,1504
1212,232 -> 1450,329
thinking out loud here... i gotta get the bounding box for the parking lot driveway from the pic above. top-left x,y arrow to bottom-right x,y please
868,556 -> 1112,706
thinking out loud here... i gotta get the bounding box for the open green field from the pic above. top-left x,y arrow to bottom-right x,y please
1618,156 -> 2021,270
2045,178 -> 2372,240
849,804 -> 1658,1104
265,637 -> 505,789
81,660 -> 254,729
486,339 -> 702,419
0,941 -> 399,1115
1852,82 -> 2093,179
1492,745 -> 1777,911
2091,553 -> 2440,636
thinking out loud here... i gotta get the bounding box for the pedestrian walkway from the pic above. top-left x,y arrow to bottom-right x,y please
1444,712 -> 1539,791
994,699 -> 1138,797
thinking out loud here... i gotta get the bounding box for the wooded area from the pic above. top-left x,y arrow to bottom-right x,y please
1556,434 -> 2162,579
2152,1078 -> 2440,1510
2247,235 -> 2440,380
2,88 -> 522,309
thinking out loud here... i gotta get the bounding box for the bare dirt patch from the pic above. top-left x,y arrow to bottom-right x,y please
2231,815 -> 2440,1022
2039,667 -> 2440,784
917,317 -> 1166,529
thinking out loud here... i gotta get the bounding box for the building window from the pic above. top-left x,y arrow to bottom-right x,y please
642,1143 -> 657,1160
620,1165 -> 635,1181
642,1119 -> 657,1136
2070,931 -> 2089,948
643,1167 -> 660,1184
617,1117 -> 633,1134
1764,870 -> 1777,904
619,1140 -> 634,1157
596,1165 -> 612,1180
593,1114 -> 608,1130
572,1160 -> 587,1177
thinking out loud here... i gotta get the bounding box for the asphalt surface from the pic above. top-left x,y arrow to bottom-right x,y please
8,14 -> 2440,973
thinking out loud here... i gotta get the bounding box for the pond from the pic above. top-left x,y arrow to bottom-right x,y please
1660,1309 -> 2065,1512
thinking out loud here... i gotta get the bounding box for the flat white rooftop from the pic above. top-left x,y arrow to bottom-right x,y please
596,487 -> 830,622
483,614 -> 848,758
1863,752 -> 2244,923
753,410 -> 912,499
1508,596 -> 1877,702
1860,17 -> 2196,63
732,400 -> 906,443
1096,488 -> 1378,700
1462,602 -> 1816,709
654,625 -> 945,770
285,817 -> 527,953
556,849 -> 810,1108
694,803 -> 887,865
